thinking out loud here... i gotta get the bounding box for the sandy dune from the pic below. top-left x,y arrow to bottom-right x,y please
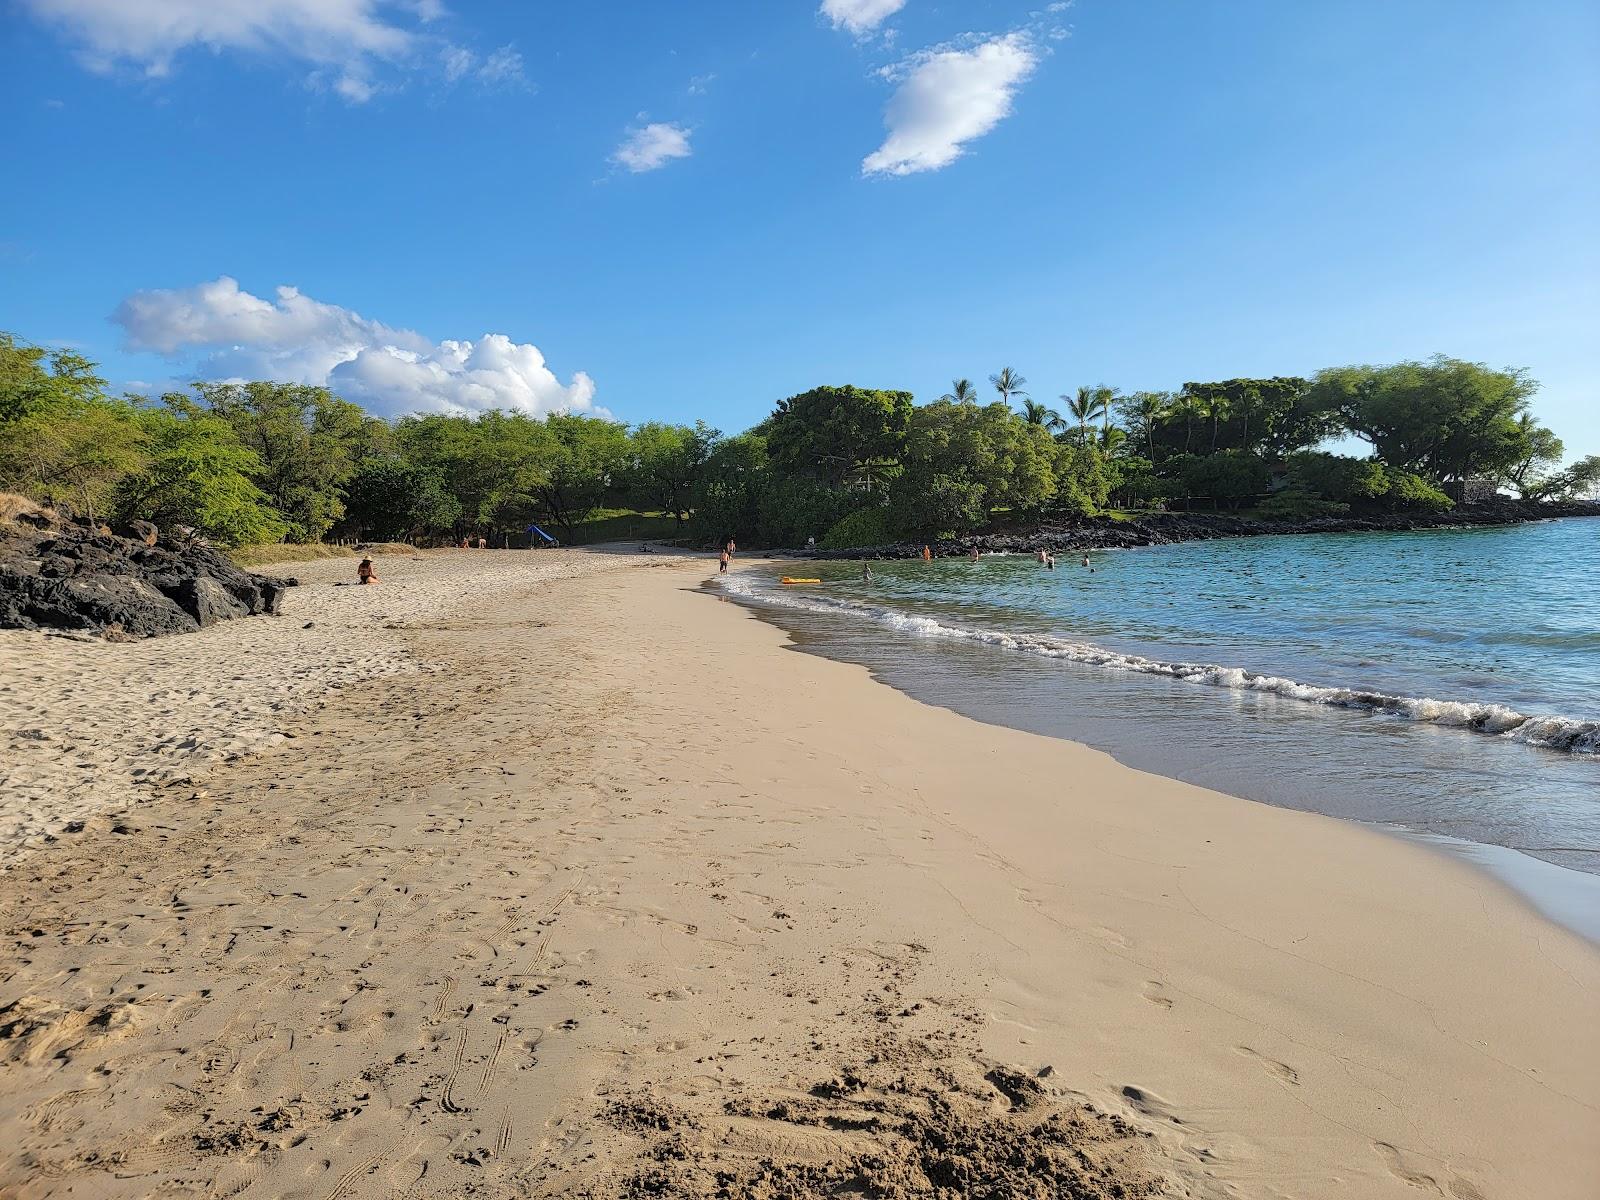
0,550 -> 1595,1198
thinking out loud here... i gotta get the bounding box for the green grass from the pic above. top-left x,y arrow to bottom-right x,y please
562,509 -> 681,545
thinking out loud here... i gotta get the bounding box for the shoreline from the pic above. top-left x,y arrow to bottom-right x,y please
1,549 -> 1596,1197
711,562 -> 1600,945
770,502 -> 1600,558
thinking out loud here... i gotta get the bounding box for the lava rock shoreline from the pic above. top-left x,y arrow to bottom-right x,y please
773,498 -> 1600,559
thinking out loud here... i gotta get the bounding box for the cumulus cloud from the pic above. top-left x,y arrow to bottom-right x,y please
19,0 -> 414,93
19,0 -> 525,101
862,33 -> 1038,176
821,0 -> 907,36
612,122 -> 693,173
112,277 -> 601,420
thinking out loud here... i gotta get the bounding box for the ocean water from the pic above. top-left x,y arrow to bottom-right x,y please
716,519 -> 1600,936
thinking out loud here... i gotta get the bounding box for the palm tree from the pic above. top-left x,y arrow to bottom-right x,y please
1021,398 -> 1067,433
1063,386 -> 1108,446
989,367 -> 1028,409
1118,391 -> 1171,460
940,378 -> 978,405
1099,425 -> 1129,456
1169,392 -> 1199,455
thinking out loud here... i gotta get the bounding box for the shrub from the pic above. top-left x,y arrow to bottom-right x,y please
1257,488 -> 1349,520
820,505 -> 895,549
1386,471 -> 1454,512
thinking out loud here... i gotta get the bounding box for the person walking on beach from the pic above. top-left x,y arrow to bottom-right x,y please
719,549 -> 730,574
725,537 -> 736,558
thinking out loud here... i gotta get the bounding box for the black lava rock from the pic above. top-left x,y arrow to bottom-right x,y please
0,512 -> 293,639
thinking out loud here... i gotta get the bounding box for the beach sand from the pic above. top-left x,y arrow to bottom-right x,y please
1,549 -> 1595,1198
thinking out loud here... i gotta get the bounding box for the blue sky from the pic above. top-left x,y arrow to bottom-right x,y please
2,0 -> 1596,458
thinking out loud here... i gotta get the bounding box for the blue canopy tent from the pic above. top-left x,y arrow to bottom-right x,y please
526,523 -> 559,546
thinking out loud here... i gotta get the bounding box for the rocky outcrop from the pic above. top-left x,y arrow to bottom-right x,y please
782,498 -> 1600,559
0,507 -> 293,639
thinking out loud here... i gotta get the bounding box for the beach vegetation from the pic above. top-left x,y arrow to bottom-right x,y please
1,329 -> 1590,550
819,504 -> 896,550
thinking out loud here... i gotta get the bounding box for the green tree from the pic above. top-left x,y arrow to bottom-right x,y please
115,399 -> 287,545
627,421 -> 718,528
342,455 -> 462,541
764,385 -> 912,491
939,378 -> 979,405
1021,397 -> 1067,433
891,400 -> 1057,535
1117,391 -> 1170,461
689,433 -> 770,544
0,334 -> 144,519
194,381 -> 370,541
988,367 -> 1028,410
1063,386 -> 1111,446
1307,357 -> 1541,484
536,414 -> 631,536
1173,450 -> 1271,510
1500,414 -> 1565,499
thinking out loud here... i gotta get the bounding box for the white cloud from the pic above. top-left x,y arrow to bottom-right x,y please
476,44 -> 524,86
612,122 -> 693,173
440,44 -> 474,82
862,33 -> 1039,176
438,41 -> 527,88
821,0 -> 907,36
20,0 -> 415,89
19,0 -> 524,101
112,277 -> 601,420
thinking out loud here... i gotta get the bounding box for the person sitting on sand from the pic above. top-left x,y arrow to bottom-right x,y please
357,557 -> 378,585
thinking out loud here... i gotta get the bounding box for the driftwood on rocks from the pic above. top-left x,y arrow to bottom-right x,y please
0,505 -> 293,639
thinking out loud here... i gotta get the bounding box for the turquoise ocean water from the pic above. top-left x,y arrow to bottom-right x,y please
717,518 -> 1600,936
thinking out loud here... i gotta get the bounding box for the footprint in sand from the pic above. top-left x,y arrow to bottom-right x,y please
1140,981 -> 1173,1010
1234,1045 -> 1299,1085
1372,1141 -> 1486,1199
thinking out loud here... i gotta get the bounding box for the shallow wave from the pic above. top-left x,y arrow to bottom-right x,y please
718,576 -> 1599,756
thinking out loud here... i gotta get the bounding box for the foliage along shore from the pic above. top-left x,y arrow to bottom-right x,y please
4,329 -> 1598,557
772,496 -> 1600,559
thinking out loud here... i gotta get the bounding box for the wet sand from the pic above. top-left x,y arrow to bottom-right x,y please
1,549 -> 1595,1198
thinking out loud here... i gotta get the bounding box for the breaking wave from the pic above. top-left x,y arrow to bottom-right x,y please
717,575 -> 1599,756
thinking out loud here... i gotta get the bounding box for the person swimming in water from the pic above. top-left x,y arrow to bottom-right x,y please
862,561 -> 874,583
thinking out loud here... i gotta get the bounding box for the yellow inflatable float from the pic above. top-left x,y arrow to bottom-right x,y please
780,577 -> 822,585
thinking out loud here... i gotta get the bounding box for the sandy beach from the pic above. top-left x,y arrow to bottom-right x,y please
1,548 -> 1596,1198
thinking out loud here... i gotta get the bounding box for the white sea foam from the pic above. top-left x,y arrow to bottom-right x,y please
718,575 -> 1599,755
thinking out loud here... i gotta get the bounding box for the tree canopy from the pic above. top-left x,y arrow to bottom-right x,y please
0,329 -> 1591,550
